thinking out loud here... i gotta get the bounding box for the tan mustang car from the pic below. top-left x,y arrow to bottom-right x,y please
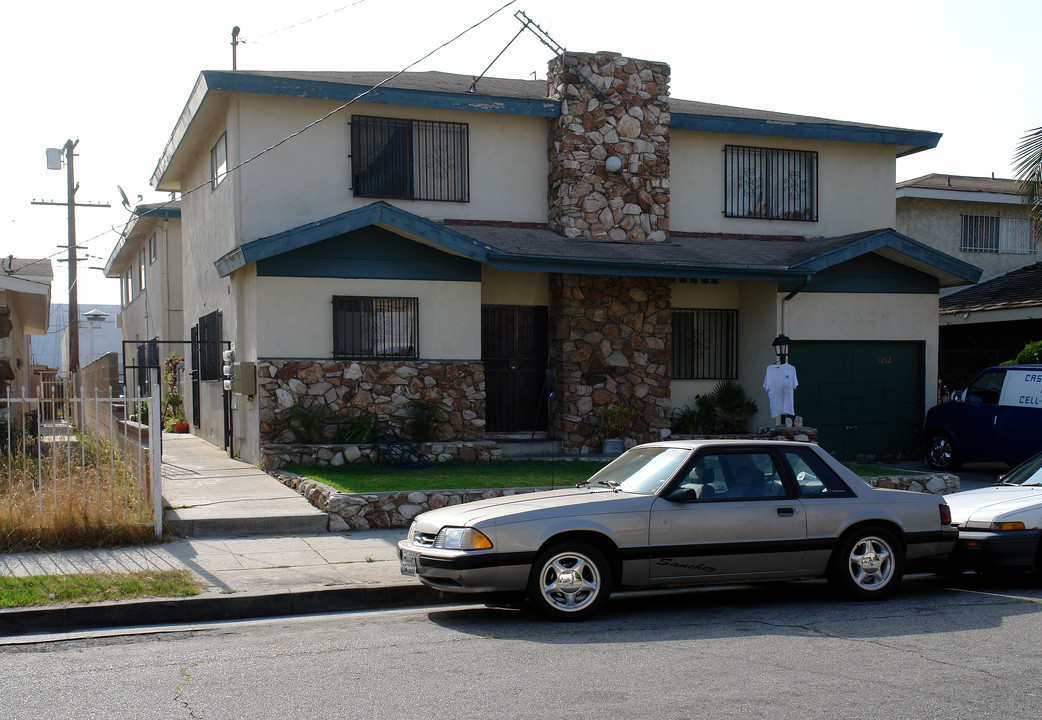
398,440 -> 957,620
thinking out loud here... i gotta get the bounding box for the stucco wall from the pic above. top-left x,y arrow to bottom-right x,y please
253,276 -> 481,361
669,280 -> 743,409
480,267 -> 549,306
235,94 -> 550,242
896,196 -> 1035,283
671,131 -> 897,237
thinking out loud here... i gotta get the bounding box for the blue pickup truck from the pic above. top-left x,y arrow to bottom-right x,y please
923,365 -> 1042,470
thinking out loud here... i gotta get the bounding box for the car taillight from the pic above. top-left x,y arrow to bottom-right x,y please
939,503 -> 952,525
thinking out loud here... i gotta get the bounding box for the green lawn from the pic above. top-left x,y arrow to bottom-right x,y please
283,459 -> 611,493
0,570 -> 202,609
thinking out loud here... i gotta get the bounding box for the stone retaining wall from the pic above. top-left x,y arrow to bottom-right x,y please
257,359 -> 487,447
869,473 -> 959,495
261,440 -> 501,471
272,470 -> 550,531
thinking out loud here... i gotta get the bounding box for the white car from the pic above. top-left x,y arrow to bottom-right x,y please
944,451 -> 1042,575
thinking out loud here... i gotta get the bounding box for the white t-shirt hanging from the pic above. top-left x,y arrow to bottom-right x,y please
763,362 -> 798,418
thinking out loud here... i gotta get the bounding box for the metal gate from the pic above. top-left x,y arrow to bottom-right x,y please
481,305 -> 549,433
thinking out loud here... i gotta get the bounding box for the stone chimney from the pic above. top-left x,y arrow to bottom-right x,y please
547,51 -> 671,243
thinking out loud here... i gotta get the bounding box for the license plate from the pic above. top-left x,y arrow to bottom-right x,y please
400,550 -> 418,576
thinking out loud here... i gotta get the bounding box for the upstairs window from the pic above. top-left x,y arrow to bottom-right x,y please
210,133 -> 228,190
725,145 -> 818,221
333,296 -> 418,359
351,116 -> 469,202
148,233 -> 157,263
138,249 -> 146,292
961,214 -> 1033,254
672,308 -> 738,379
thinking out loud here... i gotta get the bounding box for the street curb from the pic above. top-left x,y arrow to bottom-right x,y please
0,583 -> 454,636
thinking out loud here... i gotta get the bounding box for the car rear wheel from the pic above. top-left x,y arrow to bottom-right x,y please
527,542 -> 612,621
925,432 -> 962,471
828,526 -> 904,600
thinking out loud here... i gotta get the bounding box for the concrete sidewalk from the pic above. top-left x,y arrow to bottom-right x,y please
0,433 -> 445,637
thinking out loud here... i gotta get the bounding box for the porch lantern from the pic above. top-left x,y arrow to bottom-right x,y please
771,334 -> 791,362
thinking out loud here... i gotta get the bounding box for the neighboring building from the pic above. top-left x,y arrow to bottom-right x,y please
0,258 -> 52,398
103,202 -> 183,392
144,52 -> 979,463
896,174 -> 1038,393
34,304 -> 124,380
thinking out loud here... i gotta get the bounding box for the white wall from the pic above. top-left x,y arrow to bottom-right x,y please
235,95 -> 550,242
253,276 -> 482,360
670,130 -> 897,237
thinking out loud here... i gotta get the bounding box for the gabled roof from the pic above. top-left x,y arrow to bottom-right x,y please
215,202 -> 981,288
940,262 -> 1042,315
154,69 -> 941,189
105,202 -> 181,277
897,173 -> 1026,205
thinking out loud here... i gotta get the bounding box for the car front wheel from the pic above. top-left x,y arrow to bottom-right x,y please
925,432 -> 962,470
828,527 -> 904,600
527,542 -> 612,620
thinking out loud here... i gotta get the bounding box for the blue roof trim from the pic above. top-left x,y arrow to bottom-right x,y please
201,71 -> 561,118
669,113 -> 941,153
485,253 -> 805,281
790,228 -> 981,283
215,202 -> 498,277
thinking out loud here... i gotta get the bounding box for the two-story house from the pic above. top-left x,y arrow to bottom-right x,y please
0,258 -> 52,399
104,202 -> 183,393
896,174 -> 1038,392
144,51 -> 979,463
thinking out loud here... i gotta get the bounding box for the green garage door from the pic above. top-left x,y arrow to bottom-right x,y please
789,341 -> 924,461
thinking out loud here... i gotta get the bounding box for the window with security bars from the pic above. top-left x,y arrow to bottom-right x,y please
333,296 -> 418,359
351,115 -> 469,202
672,309 -> 738,379
725,145 -> 817,221
960,214 -> 1034,254
197,310 -> 222,381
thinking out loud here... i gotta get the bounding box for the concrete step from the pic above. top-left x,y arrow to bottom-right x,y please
163,509 -> 329,537
498,439 -> 564,458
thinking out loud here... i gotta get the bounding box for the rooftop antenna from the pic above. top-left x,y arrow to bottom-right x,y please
231,26 -> 241,70
117,185 -> 131,210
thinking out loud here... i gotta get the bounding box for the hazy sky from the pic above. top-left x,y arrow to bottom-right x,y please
2,0 -> 1038,307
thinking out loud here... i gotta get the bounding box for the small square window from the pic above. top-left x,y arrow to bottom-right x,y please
672,308 -> 738,379
333,296 -> 418,359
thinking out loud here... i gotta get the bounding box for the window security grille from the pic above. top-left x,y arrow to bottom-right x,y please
725,145 -> 818,221
672,308 -> 738,379
351,116 -> 469,202
135,340 -> 160,395
198,310 -> 222,380
333,296 -> 418,359
961,214 -> 1034,254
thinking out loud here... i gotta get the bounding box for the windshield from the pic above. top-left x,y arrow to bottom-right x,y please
583,447 -> 690,494
997,452 -> 1042,486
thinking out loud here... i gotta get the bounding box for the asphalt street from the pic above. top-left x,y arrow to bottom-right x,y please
3,572 -> 1040,720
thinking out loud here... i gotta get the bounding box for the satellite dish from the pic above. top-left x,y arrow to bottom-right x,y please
117,185 -> 131,210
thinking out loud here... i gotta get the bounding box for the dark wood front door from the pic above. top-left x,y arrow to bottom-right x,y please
481,305 -> 549,433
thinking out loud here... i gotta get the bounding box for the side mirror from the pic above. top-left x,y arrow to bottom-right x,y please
950,390 -> 964,402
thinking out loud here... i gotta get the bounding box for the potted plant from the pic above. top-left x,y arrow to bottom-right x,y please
598,405 -> 636,455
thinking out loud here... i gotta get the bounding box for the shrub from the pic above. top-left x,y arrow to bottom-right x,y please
407,400 -> 443,442
598,405 -> 637,438
1007,339 -> 1042,365
336,412 -> 376,443
278,404 -> 331,444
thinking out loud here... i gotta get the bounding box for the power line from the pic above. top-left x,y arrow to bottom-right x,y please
133,1 -> 517,220
247,1 -> 368,41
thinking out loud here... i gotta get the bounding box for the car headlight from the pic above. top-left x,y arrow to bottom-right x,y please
407,522 -> 417,543
435,526 -> 493,550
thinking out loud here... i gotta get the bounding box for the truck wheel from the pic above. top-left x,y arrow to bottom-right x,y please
926,432 -> 962,471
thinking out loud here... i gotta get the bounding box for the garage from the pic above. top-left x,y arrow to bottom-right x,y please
789,341 -> 925,461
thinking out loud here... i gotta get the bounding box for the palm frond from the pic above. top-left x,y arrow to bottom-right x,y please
1013,126 -> 1042,245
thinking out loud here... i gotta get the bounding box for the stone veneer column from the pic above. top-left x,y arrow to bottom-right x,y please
547,51 -> 671,243
550,274 -> 672,453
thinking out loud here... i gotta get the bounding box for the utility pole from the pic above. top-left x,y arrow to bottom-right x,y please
33,140 -> 109,405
